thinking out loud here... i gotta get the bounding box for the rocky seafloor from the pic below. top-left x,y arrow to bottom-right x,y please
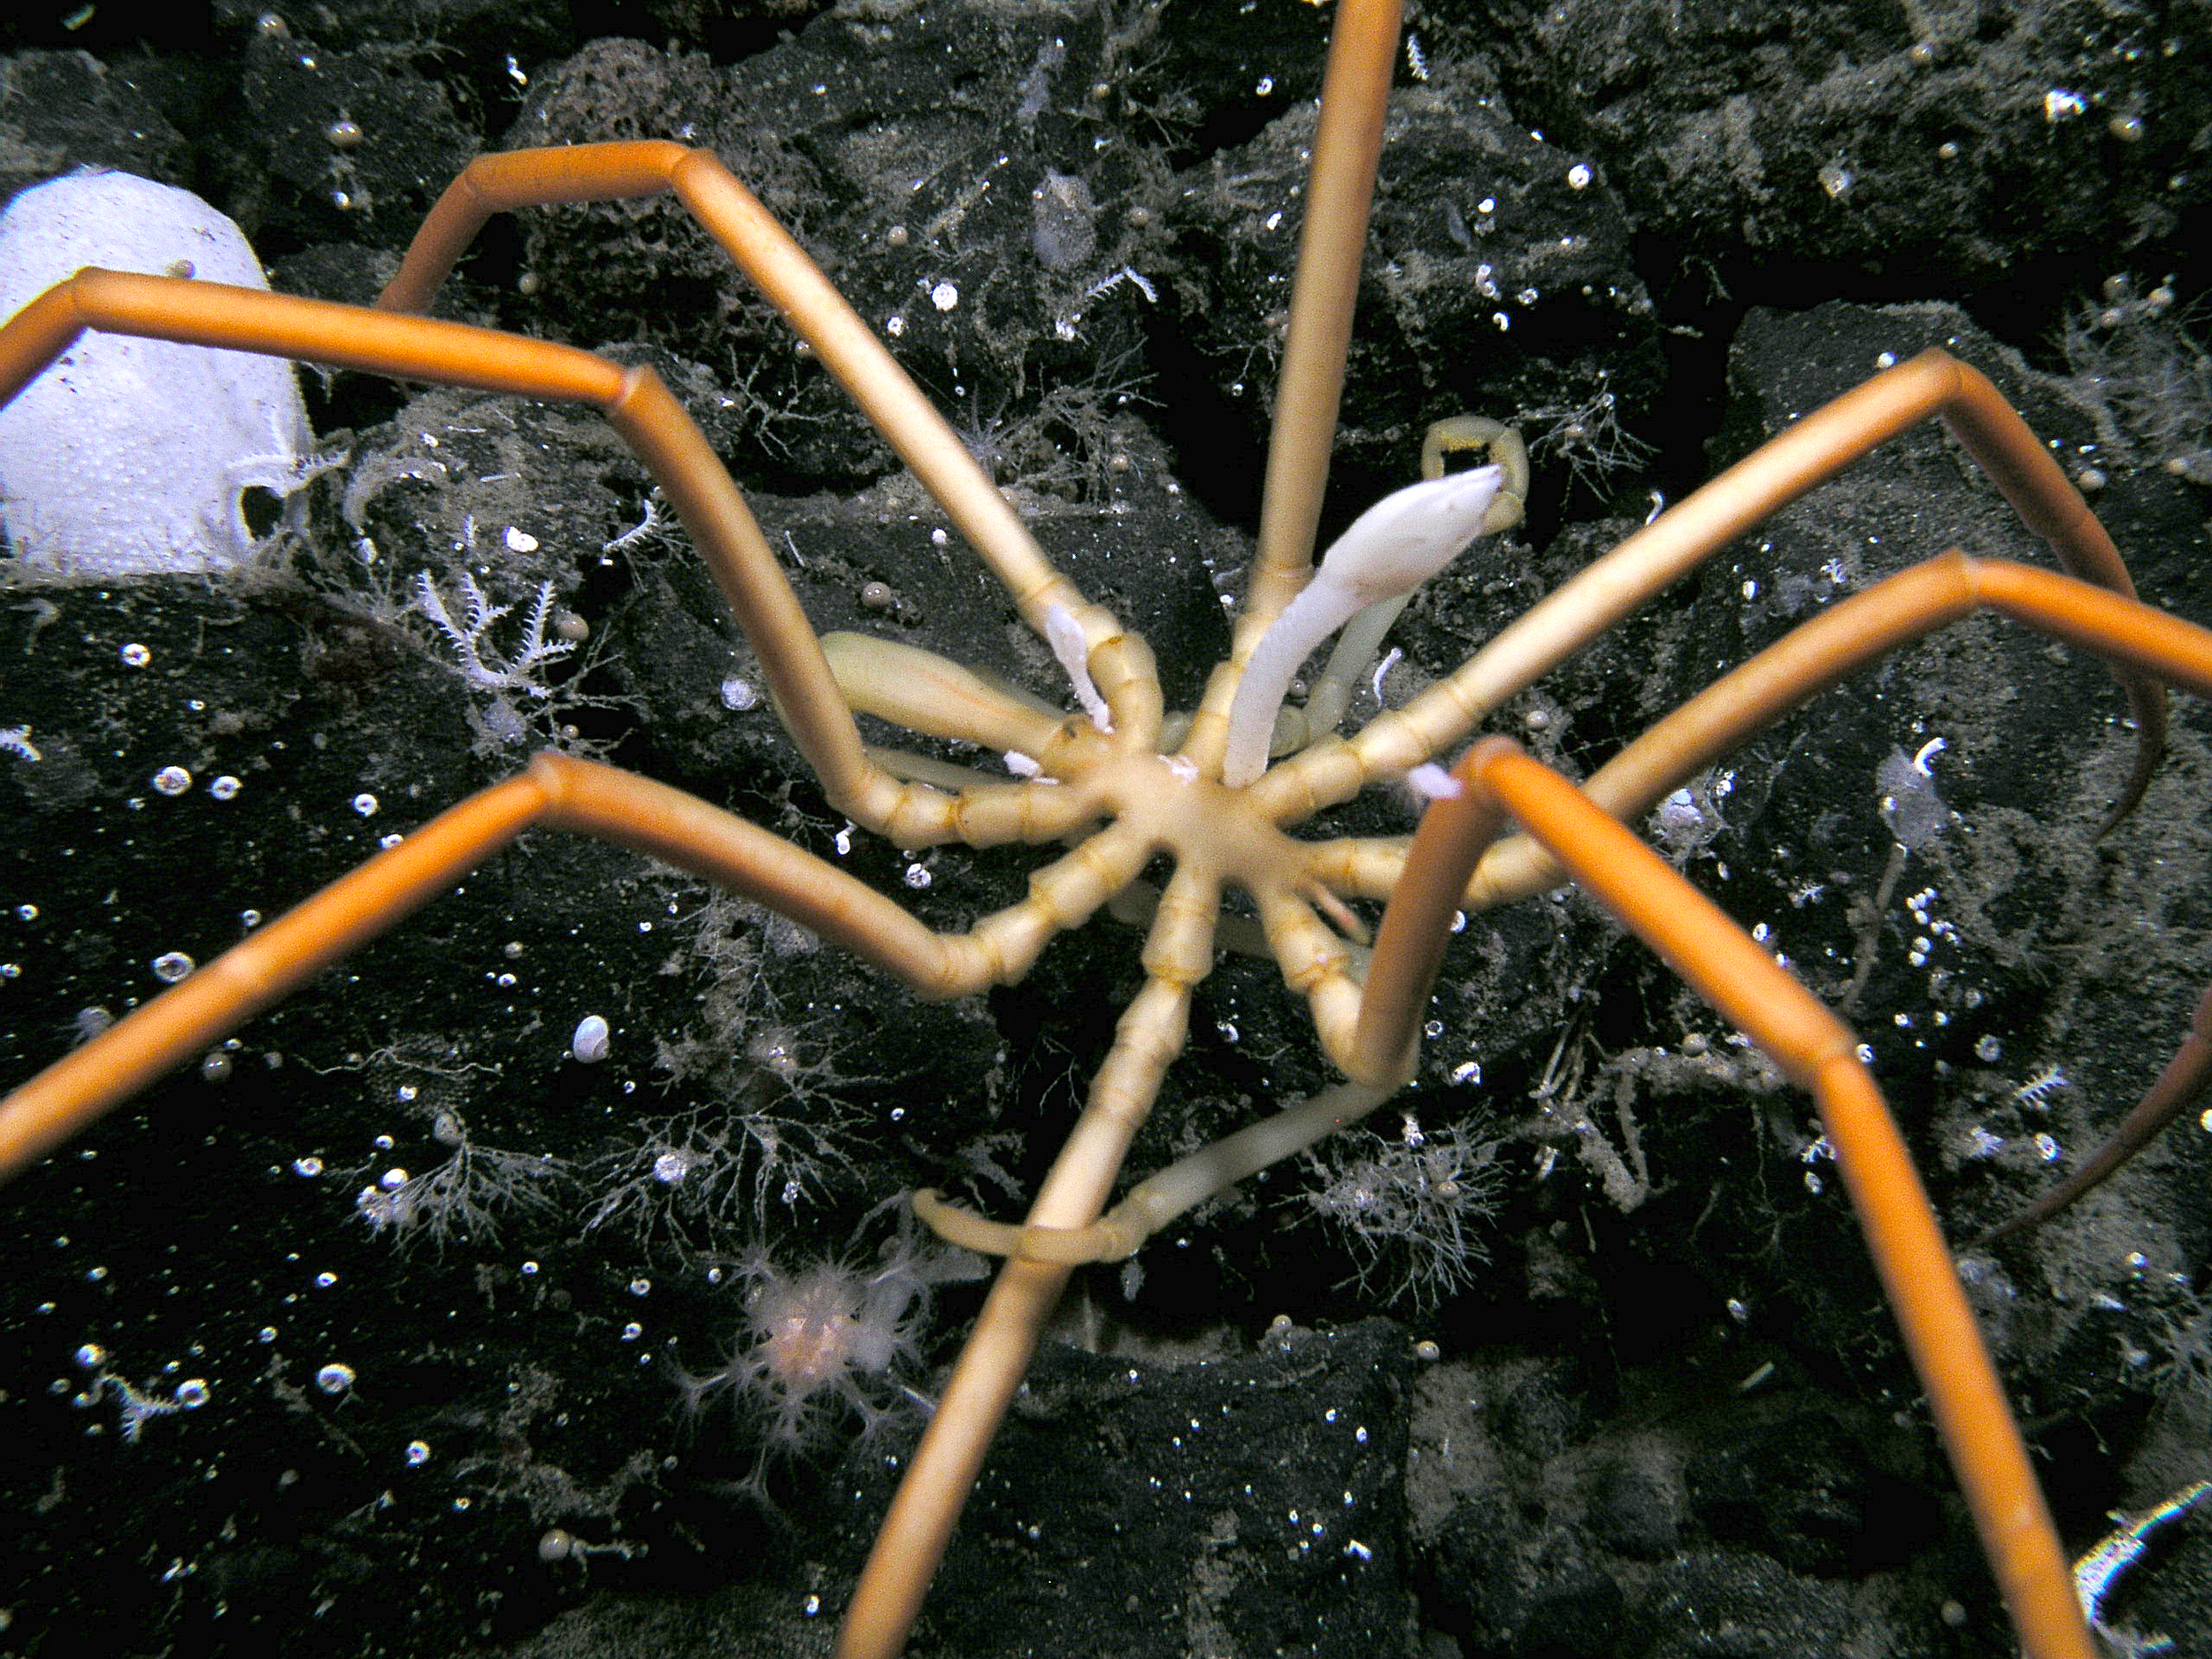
3,3 -> 2210,1655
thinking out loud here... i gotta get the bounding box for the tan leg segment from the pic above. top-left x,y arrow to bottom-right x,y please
0,748 -> 1111,1185
0,774 -> 549,1182
0,270 -> 987,840
842,972 -> 1197,1659
1240,0 -> 1404,634
848,859 -> 1221,1657
1469,552 -> 2212,912
1251,351 -> 2164,826
1178,0 -> 1403,776
374,141 -> 1152,732
1393,740 -> 2091,1659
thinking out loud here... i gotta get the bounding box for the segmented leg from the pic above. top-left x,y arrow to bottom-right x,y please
375,140 -> 1160,754
1248,351 -> 2167,830
842,902 -> 1215,1657
919,728 -> 2107,1659
1403,740 -> 2095,1659
1978,984 -> 2212,1242
0,753 -> 1098,1181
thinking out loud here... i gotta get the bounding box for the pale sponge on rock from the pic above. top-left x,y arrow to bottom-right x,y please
0,171 -> 314,576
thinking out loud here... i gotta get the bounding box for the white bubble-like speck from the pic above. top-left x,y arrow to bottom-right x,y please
316,1363 -> 356,1394
405,1440 -> 432,1465
151,765 -> 191,796
150,951 -> 196,984
351,793 -> 379,817
209,775 -> 242,801
1566,162 -> 1592,189
719,675 -> 758,711
930,280 -> 959,311
119,642 -> 151,668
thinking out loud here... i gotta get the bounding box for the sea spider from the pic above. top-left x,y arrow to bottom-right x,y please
3,4 -> 2210,1656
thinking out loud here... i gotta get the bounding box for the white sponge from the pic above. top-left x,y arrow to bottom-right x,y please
0,171 -> 312,576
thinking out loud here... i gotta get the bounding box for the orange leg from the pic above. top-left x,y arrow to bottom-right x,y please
372,139 -> 1088,649
1297,346 -> 2169,823
0,752 -> 981,1183
968,546 -> 2212,1281
1455,550 -> 2212,1241
0,270 -> 879,810
1977,983 -> 2212,1242
1360,552 -> 2212,1659
1375,735 -> 2097,1659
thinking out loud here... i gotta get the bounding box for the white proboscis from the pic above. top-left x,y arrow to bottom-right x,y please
1223,465 -> 1504,787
